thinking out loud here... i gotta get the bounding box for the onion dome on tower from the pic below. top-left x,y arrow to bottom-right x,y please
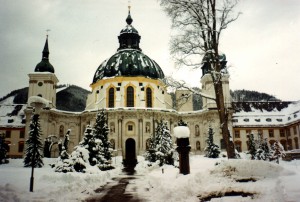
201,52 -> 227,77
92,10 -> 165,84
35,36 -> 55,73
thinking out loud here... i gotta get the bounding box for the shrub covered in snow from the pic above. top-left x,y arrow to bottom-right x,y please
93,110 -> 113,170
0,133 -> 9,164
247,133 -> 256,160
271,140 -> 285,164
54,111 -> 114,173
144,120 -> 175,166
204,126 -> 220,158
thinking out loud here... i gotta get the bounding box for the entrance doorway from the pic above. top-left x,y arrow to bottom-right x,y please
124,138 -> 137,167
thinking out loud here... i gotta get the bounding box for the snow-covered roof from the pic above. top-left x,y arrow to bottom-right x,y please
0,104 -> 26,128
232,101 -> 300,127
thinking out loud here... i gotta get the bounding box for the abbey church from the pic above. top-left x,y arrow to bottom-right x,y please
23,10 -> 231,162
2,10 -> 299,160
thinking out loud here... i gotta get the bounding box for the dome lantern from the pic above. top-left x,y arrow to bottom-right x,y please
118,10 -> 141,51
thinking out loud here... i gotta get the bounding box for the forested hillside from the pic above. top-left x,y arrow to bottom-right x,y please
0,85 -> 90,112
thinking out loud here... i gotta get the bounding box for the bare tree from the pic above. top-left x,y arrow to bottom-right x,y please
160,0 -> 240,158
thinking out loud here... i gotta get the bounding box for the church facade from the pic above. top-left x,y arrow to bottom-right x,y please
18,11 -> 300,162
23,11 -> 231,162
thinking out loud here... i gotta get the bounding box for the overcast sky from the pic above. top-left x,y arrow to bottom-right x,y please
1,0 -> 300,101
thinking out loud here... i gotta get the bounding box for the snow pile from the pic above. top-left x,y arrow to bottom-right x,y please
0,156 -> 300,201
0,158 -> 123,201
134,156 -> 299,202
173,126 -> 190,138
28,96 -> 50,108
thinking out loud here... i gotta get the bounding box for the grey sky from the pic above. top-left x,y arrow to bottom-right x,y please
0,0 -> 299,101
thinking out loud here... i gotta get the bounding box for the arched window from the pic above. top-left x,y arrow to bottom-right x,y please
220,139 -> 226,150
59,125 -> 64,137
269,140 -> 276,147
18,141 -> 24,153
146,87 -> 152,108
196,141 -> 201,150
280,140 -> 287,150
5,141 -> 11,153
234,141 -> 242,152
294,137 -> 299,149
108,87 -> 115,108
126,86 -> 134,107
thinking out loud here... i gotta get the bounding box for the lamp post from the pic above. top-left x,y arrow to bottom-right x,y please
28,96 -> 47,192
174,126 -> 191,175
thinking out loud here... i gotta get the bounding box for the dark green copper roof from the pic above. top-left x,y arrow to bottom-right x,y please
35,37 -> 55,73
92,49 -> 165,83
92,11 -> 165,84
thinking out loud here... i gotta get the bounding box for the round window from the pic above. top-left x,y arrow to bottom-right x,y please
38,82 -> 43,87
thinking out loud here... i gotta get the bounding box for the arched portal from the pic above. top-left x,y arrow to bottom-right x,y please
124,138 -> 137,167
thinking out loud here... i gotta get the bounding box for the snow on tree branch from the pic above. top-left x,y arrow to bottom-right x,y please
163,76 -> 216,100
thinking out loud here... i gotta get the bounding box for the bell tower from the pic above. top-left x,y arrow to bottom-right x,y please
28,35 -> 58,108
200,53 -> 231,110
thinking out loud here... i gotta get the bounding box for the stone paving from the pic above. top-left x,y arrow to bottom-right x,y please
85,167 -> 148,202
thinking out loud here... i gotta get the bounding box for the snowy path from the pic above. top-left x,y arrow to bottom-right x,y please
85,169 -> 149,202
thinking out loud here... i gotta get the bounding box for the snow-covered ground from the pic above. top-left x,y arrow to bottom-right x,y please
1,155 -> 300,202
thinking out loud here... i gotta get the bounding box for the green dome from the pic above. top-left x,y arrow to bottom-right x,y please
35,59 -> 55,73
92,49 -> 165,83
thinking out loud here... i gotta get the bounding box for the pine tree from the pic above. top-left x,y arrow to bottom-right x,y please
271,140 -> 285,164
247,133 -> 256,160
72,125 -> 94,172
0,133 -> 9,164
255,135 -> 271,161
204,126 -> 220,158
24,114 -> 44,168
144,133 -> 156,163
154,120 -> 174,166
93,110 -> 113,170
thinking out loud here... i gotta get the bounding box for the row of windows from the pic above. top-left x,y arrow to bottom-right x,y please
108,122 -> 202,137
5,141 -> 24,153
108,86 -> 153,108
234,137 -> 300,152
3,131 -> 25,139
234,128 -> 300,138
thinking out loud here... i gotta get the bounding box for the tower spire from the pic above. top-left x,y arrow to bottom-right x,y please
126,0 -> 133,25
42,30 -> 50,59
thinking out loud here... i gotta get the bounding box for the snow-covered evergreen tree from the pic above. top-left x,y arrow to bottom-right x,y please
24,114 -> 44,168
154,120 -> 174,166
255,137 -> 271,161
71,125 -> 94,172
144,133 -> 156,163
0,133 -> 9,164
204,126 -> 220,158
93,110 -> 113,170
271,140 -> 285,164
247,133 -> 256,160
55,125 -> 92,172
54,130 -> 72,173
145,120 -> 174,166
